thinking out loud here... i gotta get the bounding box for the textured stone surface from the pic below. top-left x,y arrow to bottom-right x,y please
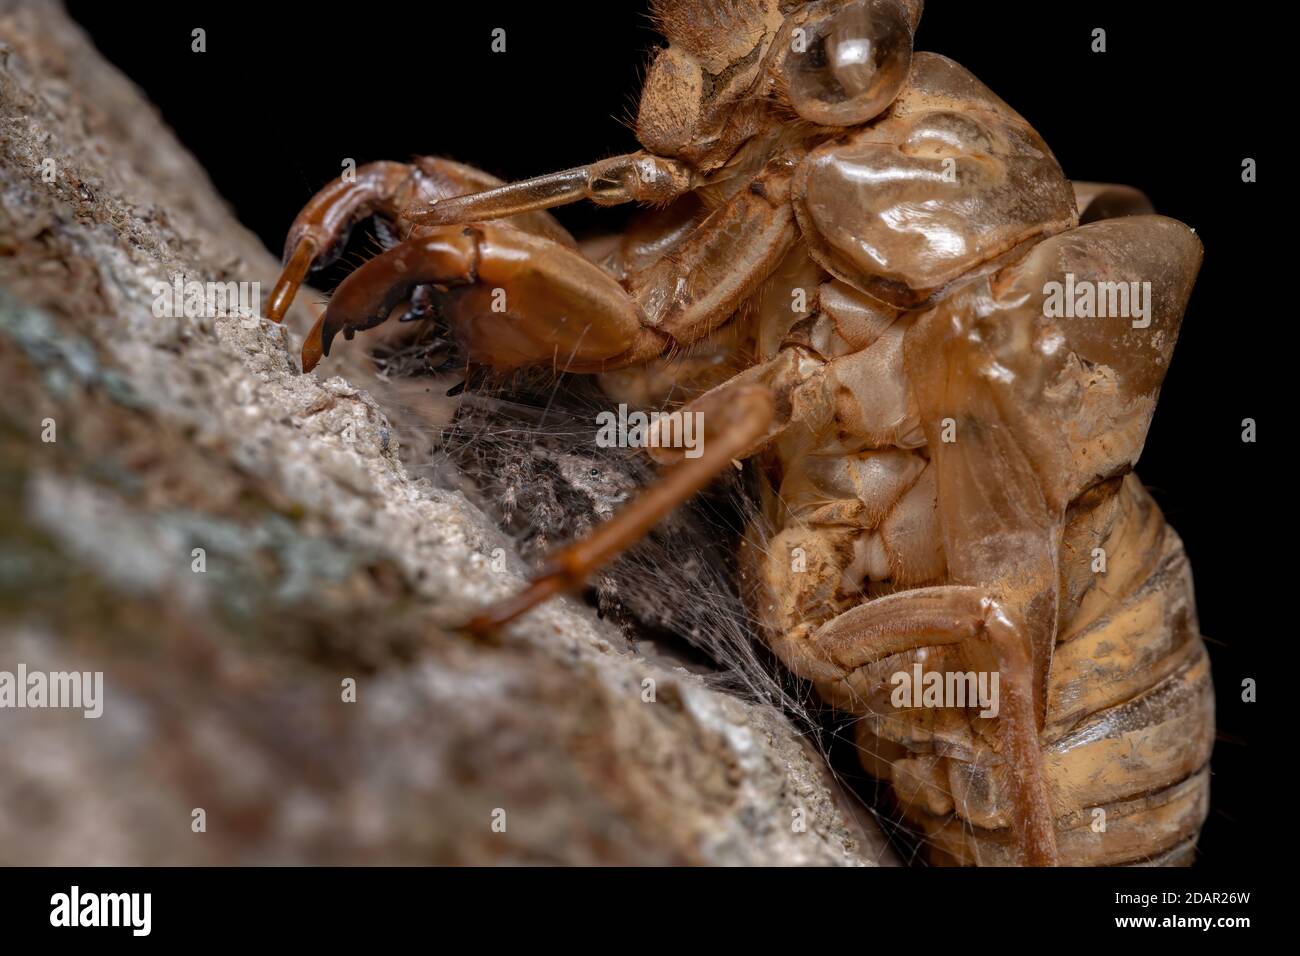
0,0 -> 890,865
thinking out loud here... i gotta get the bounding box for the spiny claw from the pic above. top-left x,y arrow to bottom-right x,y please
301,308 -> 378,374
298,231 -> 482,375
302,313 -> 328,373
267,236 -> 318,324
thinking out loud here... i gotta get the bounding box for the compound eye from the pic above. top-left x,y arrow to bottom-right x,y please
782,0 -> 913,127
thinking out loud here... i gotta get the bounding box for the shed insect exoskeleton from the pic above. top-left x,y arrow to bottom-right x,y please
267,0 -> 1212,866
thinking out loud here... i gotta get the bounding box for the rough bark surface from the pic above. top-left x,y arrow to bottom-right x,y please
0,1 -> 890,865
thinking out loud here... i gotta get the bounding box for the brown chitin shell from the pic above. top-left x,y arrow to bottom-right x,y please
794,52 -> 1078,308
269,0 -> 1212,866
853,218 -> 1210,865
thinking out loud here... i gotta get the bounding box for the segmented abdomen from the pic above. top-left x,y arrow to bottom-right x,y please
747,465 -> 1213,866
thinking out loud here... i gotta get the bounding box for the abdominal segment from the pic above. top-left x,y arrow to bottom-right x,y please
745,376 -> 1213,865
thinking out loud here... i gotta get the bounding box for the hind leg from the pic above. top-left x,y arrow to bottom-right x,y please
773,583 -> 1058,866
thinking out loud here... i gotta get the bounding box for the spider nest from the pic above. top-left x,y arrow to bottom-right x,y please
360,327 -> 811,720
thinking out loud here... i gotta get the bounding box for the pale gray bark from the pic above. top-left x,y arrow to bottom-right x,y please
0,1 -> 890,865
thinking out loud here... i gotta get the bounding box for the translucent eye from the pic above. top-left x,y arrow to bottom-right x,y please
783,0 -> 913,127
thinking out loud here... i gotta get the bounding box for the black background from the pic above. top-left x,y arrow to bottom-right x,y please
64,0 -> 1272,871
